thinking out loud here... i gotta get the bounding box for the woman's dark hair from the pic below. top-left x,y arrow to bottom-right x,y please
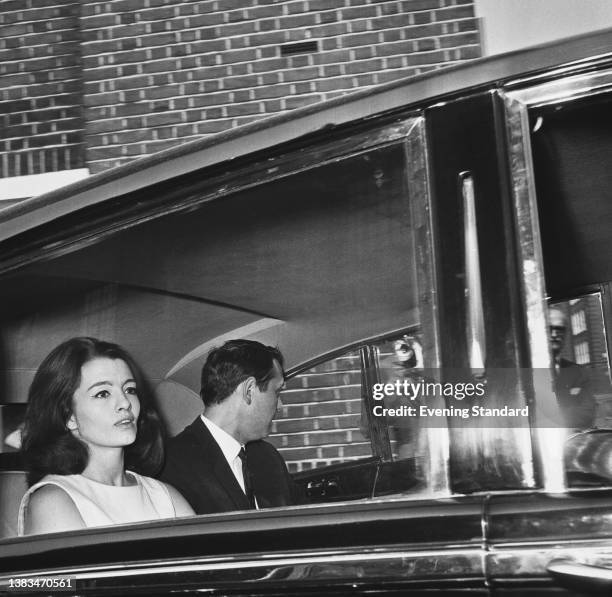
200,339 -> 284,407
21,337 -> 164,486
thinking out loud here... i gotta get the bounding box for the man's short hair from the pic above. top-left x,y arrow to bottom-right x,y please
200,339 -> 284,406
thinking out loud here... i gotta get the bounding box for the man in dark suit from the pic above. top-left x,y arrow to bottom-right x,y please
549,306 -> 596,430
160,339 -> 297,514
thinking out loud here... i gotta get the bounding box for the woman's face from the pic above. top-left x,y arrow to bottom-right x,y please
68,357 -> 141,451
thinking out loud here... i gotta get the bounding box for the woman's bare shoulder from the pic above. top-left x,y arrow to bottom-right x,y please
24,483 -> 86,535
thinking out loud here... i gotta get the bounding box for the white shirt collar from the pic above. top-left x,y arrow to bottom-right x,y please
200,414 -> 242,465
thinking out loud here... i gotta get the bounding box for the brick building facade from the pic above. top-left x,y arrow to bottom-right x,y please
270,352 -> 368,473
0,1 -> 84,182
1,0 -> 481,184
554,295 -> 612,429
270,338 -> 410,473
0,0 -> 482,469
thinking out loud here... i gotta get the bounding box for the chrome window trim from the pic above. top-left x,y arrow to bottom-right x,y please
285,325 -> 419,379
405,116 -> 450,496
507,65 -> 612,108
502,89 -> 564,493
461,172 -> 486,377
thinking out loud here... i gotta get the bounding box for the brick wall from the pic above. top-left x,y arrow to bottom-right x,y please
0,1 -> 481,178
269,352 -> 372,473
0,0 -> 84,179
79,0 -> 481,172
270,338 -> 413,472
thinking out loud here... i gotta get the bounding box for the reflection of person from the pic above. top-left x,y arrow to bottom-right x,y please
160,339 -> 296,514
18,337 -> 193,535
549,307 -> 596,430
392,336 -> 423,370
379,336 -> 424,461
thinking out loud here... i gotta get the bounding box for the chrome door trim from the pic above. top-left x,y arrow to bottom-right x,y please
488,543 -> 612,581
547,558 -> 612,591
502,88 -> 564,493
405,116 -> 450,496
486,490 -> 612,587
0,546 -> 485,592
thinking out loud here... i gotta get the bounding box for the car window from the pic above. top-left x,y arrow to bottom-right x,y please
528,92 -> 612,487
548,295 -> 612,487
0,118 -> 444,535
549,295 -> 612,429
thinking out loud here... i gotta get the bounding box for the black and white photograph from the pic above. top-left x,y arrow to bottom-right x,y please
1,0 -> 612,594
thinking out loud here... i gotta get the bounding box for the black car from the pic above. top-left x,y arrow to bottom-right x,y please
1,28 -> 612,596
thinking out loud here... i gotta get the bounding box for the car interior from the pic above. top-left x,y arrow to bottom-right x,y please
0,137 -> 428,537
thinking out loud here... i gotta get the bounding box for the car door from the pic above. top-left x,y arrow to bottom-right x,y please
0,104 -> 490,594
483,54 -> 612,595
0,495 -> 488,595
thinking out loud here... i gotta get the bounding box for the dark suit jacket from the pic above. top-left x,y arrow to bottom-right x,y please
160,417 -> 297,514
556,358 -> 597,430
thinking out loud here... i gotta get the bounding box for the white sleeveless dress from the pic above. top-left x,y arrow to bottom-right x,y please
17,471 -> 176,535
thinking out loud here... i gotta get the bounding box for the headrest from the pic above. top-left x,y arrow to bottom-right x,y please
154,379 -> 202,437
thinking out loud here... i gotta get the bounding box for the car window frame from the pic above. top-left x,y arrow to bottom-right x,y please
503,65 -> 612,492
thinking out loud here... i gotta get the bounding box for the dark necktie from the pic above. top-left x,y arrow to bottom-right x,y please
238,447 -> 256,509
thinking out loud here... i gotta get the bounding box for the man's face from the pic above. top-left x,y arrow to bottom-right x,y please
549,308 -> 567,357
248,359 -> 285,441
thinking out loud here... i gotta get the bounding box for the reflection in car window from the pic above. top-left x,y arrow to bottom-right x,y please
550,295 -> 612,431
531,99 -> 612,487
549,295 -> 612,488
371,332 -> 450,497
375,334 -> 425,461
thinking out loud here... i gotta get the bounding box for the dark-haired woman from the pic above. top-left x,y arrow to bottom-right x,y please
18,337 -> 193,535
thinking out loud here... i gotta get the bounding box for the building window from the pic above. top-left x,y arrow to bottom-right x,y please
574,340 -> 590,364
571,310 -> 587,334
